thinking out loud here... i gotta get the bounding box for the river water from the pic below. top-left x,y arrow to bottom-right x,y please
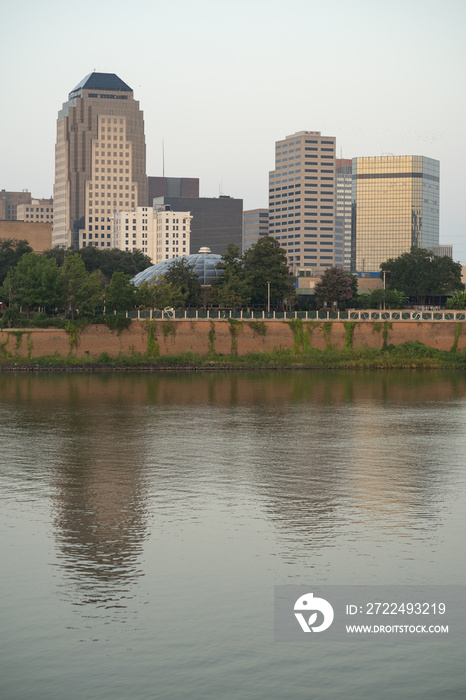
1,371 -> 465,699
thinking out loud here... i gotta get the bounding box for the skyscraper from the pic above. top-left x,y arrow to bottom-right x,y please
268,131 -> 336,274
52,72 -> 146,249
352,156 -> 439,272
335,159 -> 352,270
243,209 -> 269,251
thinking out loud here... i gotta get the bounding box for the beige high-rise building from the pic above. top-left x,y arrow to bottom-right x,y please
243,209 -> 269,252
269,131 -> 336,275
52,72 -> 146,249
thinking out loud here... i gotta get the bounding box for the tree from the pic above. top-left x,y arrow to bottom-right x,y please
212,244 -> 251,307
380,247 -> 463,304
131,249 -> 153,273
314,267 -> 355,308
368,288 -> 408,310
61,254 -> 104,318
446,290 -> 466,309
164,258 -> 201,307
1,253 -> 62,313
42,246 -> 70,267
0,239 -> 33,286
242,237 -> 295,307
105,272 -> 137,312
76,247 -> 153,281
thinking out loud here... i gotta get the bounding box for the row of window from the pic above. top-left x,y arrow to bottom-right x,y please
24,214 -> 53,219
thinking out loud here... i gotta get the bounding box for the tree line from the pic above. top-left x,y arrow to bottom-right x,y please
0,238 -> 464,321
0,237 -> 297,316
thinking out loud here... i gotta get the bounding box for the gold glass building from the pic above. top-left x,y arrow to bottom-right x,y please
52,73 -> 146,249
352,156 -> 439,272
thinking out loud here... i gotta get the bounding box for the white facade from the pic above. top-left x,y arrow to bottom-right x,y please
112,207 -> 154,257
155,208 -> 191,263
109,206 -> 191,263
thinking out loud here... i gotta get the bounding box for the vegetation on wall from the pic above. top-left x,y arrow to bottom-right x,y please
145,320 -> 159,358
343,322 -> 357,350
227,318 -> 243,354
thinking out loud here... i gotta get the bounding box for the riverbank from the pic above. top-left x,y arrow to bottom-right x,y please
1,344 -> 466,371
1,319 -> 466,370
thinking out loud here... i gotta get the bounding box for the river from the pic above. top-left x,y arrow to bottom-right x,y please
1,371 -> 465,699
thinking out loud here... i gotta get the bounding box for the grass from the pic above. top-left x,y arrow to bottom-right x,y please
1,343 -> 466,371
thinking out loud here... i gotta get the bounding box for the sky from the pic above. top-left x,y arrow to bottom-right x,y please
1,0 -> 465,261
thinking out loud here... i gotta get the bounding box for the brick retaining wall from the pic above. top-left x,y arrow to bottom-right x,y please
1,320 -> 465,359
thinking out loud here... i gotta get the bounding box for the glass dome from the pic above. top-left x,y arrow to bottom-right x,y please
132,247 -> 224,287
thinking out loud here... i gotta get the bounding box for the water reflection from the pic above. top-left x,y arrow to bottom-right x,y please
1,370 -> 465,607
52,431 -> 149,611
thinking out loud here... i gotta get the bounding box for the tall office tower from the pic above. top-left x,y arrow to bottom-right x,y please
352,156 -> 439,272
335,159 -> 352,270
147,176 -> 199,202
243,209 -> 269,251
268,131 -> 336,274
53,72 -> 146,249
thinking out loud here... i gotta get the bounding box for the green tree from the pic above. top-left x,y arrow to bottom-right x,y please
314,267 -> 355,308
212,244 -> 251,307
380,247 -> 463,304
0,239 -> 33,286
164,258 -> 201,307
242,237 -> 294,307
105,272 -> 137,312
42,246 -> 70,267
446,290 -> 466,309
1,253 -> 62,313
61,254 -> 104,318
76,247 -> 152,281
131,249 -> 153,273
367,288 -> 407,309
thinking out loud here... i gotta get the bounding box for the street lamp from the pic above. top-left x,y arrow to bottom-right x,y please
383,270 -> 388,310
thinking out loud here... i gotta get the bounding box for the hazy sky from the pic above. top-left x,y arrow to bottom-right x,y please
1,0 -> 465,260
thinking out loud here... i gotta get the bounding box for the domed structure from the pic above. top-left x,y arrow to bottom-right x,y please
132,247 -> 224,287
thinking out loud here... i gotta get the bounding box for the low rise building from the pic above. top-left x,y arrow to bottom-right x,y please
17,199 -> 53,223
0,189 -> 32,220
0,221 -> 52,253
88,205 -> 192,264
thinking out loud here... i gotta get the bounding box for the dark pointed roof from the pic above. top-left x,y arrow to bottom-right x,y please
69,73 -> 132,96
